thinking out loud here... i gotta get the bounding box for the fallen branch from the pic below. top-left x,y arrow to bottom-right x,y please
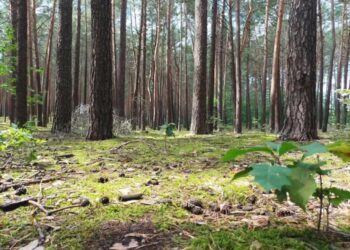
0,177 -> 59,193
29,200 -> 49,215
119,193 -> 143,202
110,140 -> 157,154
47,204 -> 82,216
0,197 -> 37,212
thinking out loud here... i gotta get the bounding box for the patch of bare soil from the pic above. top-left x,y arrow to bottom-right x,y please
86,219 -> 170,250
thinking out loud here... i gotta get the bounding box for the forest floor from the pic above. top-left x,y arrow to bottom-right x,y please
1,124 -> 350,250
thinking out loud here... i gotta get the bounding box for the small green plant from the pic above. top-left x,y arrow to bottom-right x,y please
160,123 -> 176,151
223,141 -> 350,231
0,125 -> 44,163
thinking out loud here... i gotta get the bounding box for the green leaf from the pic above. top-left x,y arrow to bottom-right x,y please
327,187 -> 350,206
223,146 -> 274,162
232,167 -> 253,180
300,142 -> 328,158
250,164 -> 291,191
327,141 -> 350,162
296,161 -> 329,175
286,168 -> 317,210
266,142 -> 298,156
276,187 -> 288,202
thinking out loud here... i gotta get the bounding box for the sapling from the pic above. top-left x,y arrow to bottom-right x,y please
224,141 -> 350,231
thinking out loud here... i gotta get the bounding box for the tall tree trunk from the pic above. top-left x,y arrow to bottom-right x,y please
261,0 -> 270,130
228,0 -> 236,128
42,0 -> 57,126
16,0 -> 28,127
281,0 -> 318,141
132,0 -> 145,129
335,2 -> 347,129
9,0 -> 18,124
317,0 -> 324,129
166,0 -> 174,123
140,0 -> 147,131
83,0 -> 88,105
207,0 -> 218,133
246,44 -> 252,130
111,0 -> 117,109
73,0 -> 81,109
87,0 -> 113,140
235,0 -> 242,134
184,4 -> 190,130
28,1 -> 35,118
117,0 -> 127,117
191,0 -> 207,134
32,0 -> 43,126
52,0 -> 73,133
152,0 -> 161,129
342,28 -> 350,125
322,0 -> 336,133
218,0 -> 226,125
269,0 -> 285,133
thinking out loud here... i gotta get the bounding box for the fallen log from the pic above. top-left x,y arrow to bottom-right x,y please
0,197 -> 38,212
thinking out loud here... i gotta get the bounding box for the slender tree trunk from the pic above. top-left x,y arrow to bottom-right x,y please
73,0 -> 81,109
342,28 -> 350,125
184,4 -> 190,130
281,0 -> 318,141
322,0 -> 336,133
235,0 -> 242,134
9,0 -> 18,124
140,0 -> 147,131
52,0 -> 73,133
28,0 -> 35,118
191,0 -> 207,134
269,0 -> 285,133
117,0 -> 127,117
132,0 -> 145,129
16,0 -> 28,127
111,0 -> 117,109
228,0 -> 236,128
317,0 -> 324,129
218,0 -> 226,125
32,0 -> 43,126
87,0 -> 113,140
246,44 -> 252,130
166,0 -> 174,123
261,0 -> 270,130
207,0 -> 218,133
152,0 -> 161,129
335,2 -> 347,129
42,0 -> 57,126
83,0 -> 88,105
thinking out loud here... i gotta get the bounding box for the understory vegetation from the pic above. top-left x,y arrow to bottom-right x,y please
1,121 -> 350,249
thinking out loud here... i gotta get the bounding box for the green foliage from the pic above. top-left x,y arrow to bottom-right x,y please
0,125 -> 44,163
225,141 -> 350,211
161,123 -> 176,137
0,25 -> 16,94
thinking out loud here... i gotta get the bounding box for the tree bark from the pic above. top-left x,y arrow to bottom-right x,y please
166,0 -> 174,123
83,0 -> 88,105
73,0 -> 81,109
52,0 -> 72,133
87,0 -> 113,140
235,0 -> 242,134
342,26 -> 350,125
9,0 -> 18,124
207,0 -> 218,133
322,0 -> 336,133
117,0 -> 127,117
281,0 -> 318,141
191,0 -> 207,134
42,0 -> 57,126
15,0 -> 28,127
317,0 -> 324,129
228,0 -> 236,128
269,0 -> 285,133
261,0 -> 270,130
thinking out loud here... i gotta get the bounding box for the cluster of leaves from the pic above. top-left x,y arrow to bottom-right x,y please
0,125 -> 45,162
0,25 -> 16,95
336,89 -> 350,106
224,141 -> 350,210
161,123 -> 176,137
